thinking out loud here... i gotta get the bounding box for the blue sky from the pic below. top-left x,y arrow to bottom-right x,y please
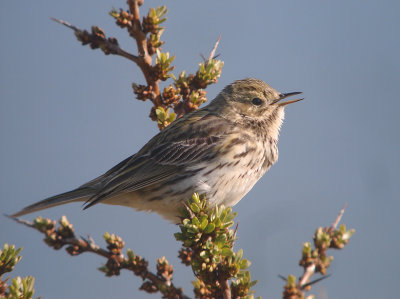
1,1 -> 399,298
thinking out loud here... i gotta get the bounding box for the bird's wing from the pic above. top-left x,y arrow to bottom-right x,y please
83,111 -> 233,208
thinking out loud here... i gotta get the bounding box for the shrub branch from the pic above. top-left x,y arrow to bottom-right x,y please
10,216 -> 190,299
282,204 -> 355,299
50,17 -> 140,64
52,0 -> 223,130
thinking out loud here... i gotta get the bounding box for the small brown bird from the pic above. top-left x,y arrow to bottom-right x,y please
12,78 -> 302,222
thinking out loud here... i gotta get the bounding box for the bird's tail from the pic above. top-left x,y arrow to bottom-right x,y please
10,187 -> 94,217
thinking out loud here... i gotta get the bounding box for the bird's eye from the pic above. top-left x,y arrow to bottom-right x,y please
252,97 -> 263,106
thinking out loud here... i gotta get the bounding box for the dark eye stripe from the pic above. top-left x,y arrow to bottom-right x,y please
252,97 -> 263,106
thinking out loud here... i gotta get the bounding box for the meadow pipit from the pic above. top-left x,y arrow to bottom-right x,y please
12,78 -> 302,222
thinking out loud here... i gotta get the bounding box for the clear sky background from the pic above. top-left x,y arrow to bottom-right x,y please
1,1 -> 399,298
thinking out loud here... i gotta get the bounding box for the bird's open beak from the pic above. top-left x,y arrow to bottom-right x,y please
273,91 -> 303,106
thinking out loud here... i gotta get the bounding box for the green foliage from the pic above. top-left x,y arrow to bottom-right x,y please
0,244 -> 39,299
188,90 -> 207,107
143,5 -> 168,34
175,193 -> 257,298
153,50 -> 175,81
6,276 -> 36,299
155,106 -> 176,130
195,59 -> 224,88
0,244 -> 22,276
331,224 -> 355,249
103,232 -> 125,254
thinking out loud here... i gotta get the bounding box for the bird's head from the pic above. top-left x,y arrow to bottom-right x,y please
211,78 -> 302,138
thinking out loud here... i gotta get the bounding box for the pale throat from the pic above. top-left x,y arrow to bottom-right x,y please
267,108 -> 285,141
251,107 -> 285,142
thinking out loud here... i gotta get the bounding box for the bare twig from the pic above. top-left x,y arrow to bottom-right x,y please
233,222 -> 239,239
330,203 -> 347,231
126,0 -> 161,106
302,274 -> 331,288
182,202 -> 195,219
11,216 -> 191,299
219,276 -> 231,299
52,6 -> 162,107
51,18 -> 140,64
232,221 -> 239,247
278,274 -> 287,282
297,204 -> 349,289
298,264 -> 316,288
201,35 -> 221,65
283,205 -> 354,299
206,34 -> 221,65
11,216 -> 111,258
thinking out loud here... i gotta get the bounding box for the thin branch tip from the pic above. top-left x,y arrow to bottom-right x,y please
50,17 -> 76,30
206,34 -> 222,64
9,216 -> 34,228
332,203 -> 347,230
278,274 -> 287,281
302,274 -> 331,288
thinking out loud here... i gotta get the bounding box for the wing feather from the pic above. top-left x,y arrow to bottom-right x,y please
83,109 -> 234,208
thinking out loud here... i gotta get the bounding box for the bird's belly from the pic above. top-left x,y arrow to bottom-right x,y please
104,144 -> 275,222
192,158 -> 271,207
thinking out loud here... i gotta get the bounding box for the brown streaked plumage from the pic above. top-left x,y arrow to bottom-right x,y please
11,78 -> 302,222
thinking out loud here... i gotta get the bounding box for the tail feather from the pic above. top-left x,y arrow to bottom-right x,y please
11,188 -> 94,217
